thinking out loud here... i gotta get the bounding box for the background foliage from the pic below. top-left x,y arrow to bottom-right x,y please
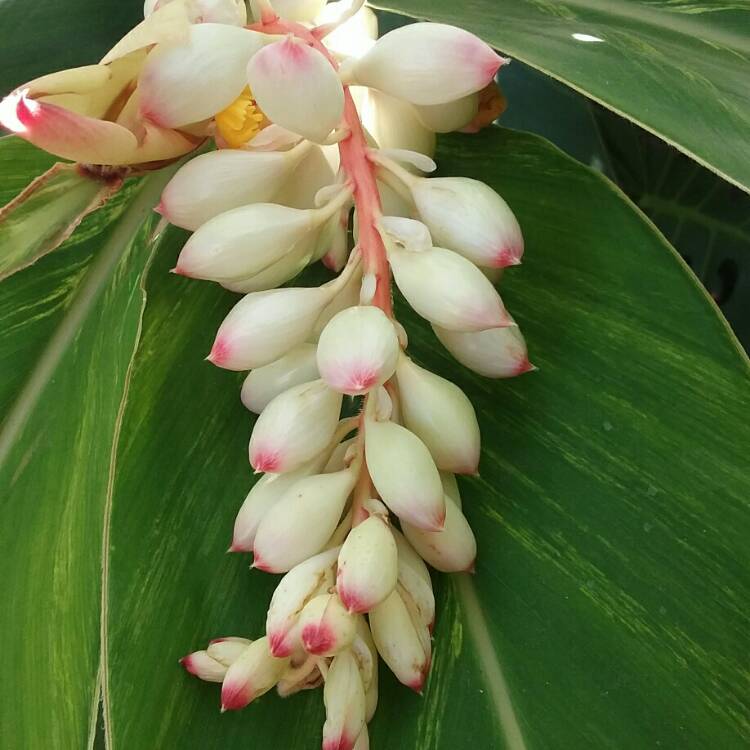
1,1 -> 748,749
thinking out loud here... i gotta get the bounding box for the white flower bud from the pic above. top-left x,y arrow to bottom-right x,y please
266,546 -> 340,657
174,203 -> 315,282
253,468 -> 357,573
401,493 -> 476,572
275,145 -> 337,209
353,727 -> 369,750
411,176 -> 524,268
316,3 -> 378,59
323,437 -> 358,473
220,636 -> 289,711
388,245 -> 512,332
298,593 -> 357,656
247,37 -> 344,144
139,24 -> 266,127
208,286 -> 331,371
158,144 -> 310,231
266,0 -> 327,22
392,529 -> 435,631
340,23 -> 505,106
369,587 -> 431,692
180,650 -> 228,682
336,509 -> 398,613
364,418 -> 445,531
395,355 -> 480,474
248,380 -> 342,473
350,617 -> 379,721
145,0 -> 247,25
412,94 -> 479,133
433,324 -> 534,378
317,306 -> 400,396
241,344 -> 319,414
439,471 -> 461,506
322,650 -> 366,750
207,637 -> 253,666
313,268 -> 363,339
360,89 -> 435,157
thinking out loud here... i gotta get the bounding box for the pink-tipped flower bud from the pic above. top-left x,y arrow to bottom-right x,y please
174,203 -> 316,282
241,343 -> 319,414
253,468 -> 357,573
411,177 -> 524,268
207,637 -> 253,666
322,650 -> 367,750
138,24 -> 266,128
369,587 -> 431,693
433,324 -> 533,378
364,417 -> 445,531
220,636 -> 290,711
248,379 -> 342,474
387,244 -> 512,332
337,504 -> 398,613
266,546 -> 340,657
298,593 -> 356,656
395,355 -> 480,474
401,494 -> 477,573
317,306 -> 400,396
159,144 -> 310,231
208,286 -> 332,371
180,650 -> 228,682
340,23 -> 505,106
247,36 -> 344,144
392,529 -> 435,631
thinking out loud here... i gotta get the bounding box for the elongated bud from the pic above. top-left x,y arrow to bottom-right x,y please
392,529 -> 435,631
253,468 -> 357,573
433,324 -> 533,378
395,355 -> 480,474
241,343 -> 319,414
207,637 -> 253,666
337,505 -> 398,613
322,650 -> 367,750
298,593 -> 356,656
220,636 -> 290,711
364,418 -> 445,531
350,618 -> 379,722
340,23 -> 505,105
248,380 -> 342,474
208,286 -> 331,371
159,145 -> 308,231
439,471 -> 461,506
247,37 -> 344,144
174,203 -> 314,281
313,268 -> 363,339
412,94 -> 479,133
411,177 -> 523,268
369,587 -> 431,692
317,306 -> 399,396
231,450 -> 330,552
139,24 -> 266,127
401,494 -> 476,572
266,546 -> 340,657
387,244 -> 512,332
180,650 -> 228,682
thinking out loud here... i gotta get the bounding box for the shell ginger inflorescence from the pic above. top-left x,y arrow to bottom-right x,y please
0,0 -> 535,747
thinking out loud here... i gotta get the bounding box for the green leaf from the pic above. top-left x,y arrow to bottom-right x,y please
0,138 -> 124,279
102,128 -> 749,749
0,152 -> 174,748
0,0 -> 141,95
370,0 -> 750,194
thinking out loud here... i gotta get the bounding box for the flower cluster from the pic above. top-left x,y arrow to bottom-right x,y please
1,0 -> 533,747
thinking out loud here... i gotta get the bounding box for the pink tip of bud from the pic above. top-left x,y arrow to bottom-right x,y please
209,638 -> 227,645
301,623 -> 335,655
249,448 -> 281,473
269,631 -> 293,658
180,654 -> 199,675
337,585 -> 369,615
0,89 -> 38,134
337,365 -> 379,396
515,358 -> 537,376
154,200 -> 165,216
207,336 -> 232,366
227,538 -> 251,553
220,680 -> 252,711
170,265 -> 192,277
464,559 -> 477,574
251,552 -> 274,573
323,735 -> 357,750
428,617 -> 435,635
493,246 -> 523,268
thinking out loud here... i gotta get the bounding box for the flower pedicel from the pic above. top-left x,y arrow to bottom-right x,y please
0,0 -> 535,747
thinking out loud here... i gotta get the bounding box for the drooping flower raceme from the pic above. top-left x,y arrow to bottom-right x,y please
0,1 -> 534,747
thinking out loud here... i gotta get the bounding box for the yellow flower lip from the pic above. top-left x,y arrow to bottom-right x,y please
215,87 -> 266,148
